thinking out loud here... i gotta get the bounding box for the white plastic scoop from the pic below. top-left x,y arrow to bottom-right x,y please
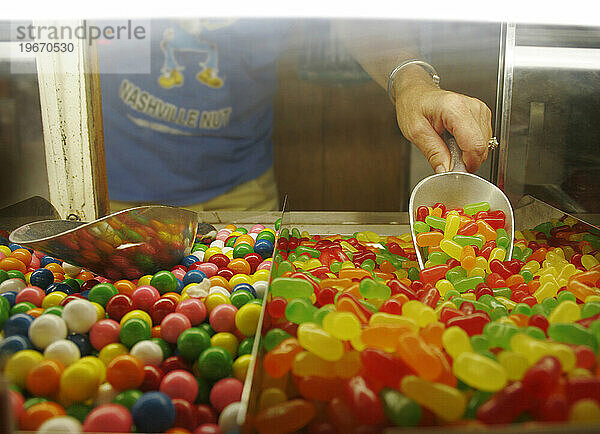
409,133 -> 514,269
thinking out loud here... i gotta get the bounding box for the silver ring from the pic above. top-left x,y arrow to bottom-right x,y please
488,137 -> 499,150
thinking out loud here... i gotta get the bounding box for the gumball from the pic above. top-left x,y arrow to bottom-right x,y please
15,286 -> 45,307
44,339 -> 81,366
161,355 -> 192,374
159,369 -> 199,404
182,269 -> 207,286
232,354 -> 252,382
204,293 -> 230,314
120,318 -> 151,348
113,389 -> 143,409
196,404 -> 218,425
209,304 -> 238,333
19,401 -> 66,431
181,254 -> 200,268
131,285 -> 160,311
60,362 -> 100,402
209,378 -> 243,413
140,365 -> 164,392
131,391 -> 176,433
106,354 -> 145,391
218,401 -> 243,433
230,289 -> 254,309
210,332 -> 239,358
28,314 -> 67,349
3,312 -> 34,337
151,271 -> 179,295
94,382 -> 119,406
29,268 -> 54,291
0,277 -> 26,293
195,423 -> 223,434
45,282 -> 74,295
87,283 -> 118,307
176,298 -> 207,325
26,359 -> 64,397
80,278 -> 100,292
0,335 -> 33,358
235,302 -> 262,336
183,282 -> 210,299
37,416 -> 82,433
66,332 -> 93,357
82,403 -> 133,433
106,294 -> 134,322
209,286 -> 231,298
197,347 -> 233,381
254,238 -> 274,259
190,262 -> 218,278
79,355 -> 107,384
150,297 -> 177,325
161,312 -> 192,344
130,339 -> 164,366
232,283 -> 257,298
62,299 -> 98,333
243,253 -> 263,273
42,305 -> 64,317
227,258 -> 251,275
120,309 -> 153,328
177,327 -> 211,361
90,319 -> 121,350
172,398 -> 198,430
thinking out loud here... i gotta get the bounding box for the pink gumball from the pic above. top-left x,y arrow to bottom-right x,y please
131,286 -> 160,311
175,298 -> 206,325
256,260 -> 272,271
160,313 -> 191,343
209,378 -> 243,413
159,369 -> 198,403
208,304 -> 238,333
191,262 -> 218,278
89,319 -> 121,350
83,404 -> 132,433
15,286 -> 45,307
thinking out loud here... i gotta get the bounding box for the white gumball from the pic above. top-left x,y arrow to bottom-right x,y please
37,416 -> 82,433
29,314 -> 67,349
62,299 -> 98,333
44,339 -> 81,366
130,340 -> 163,366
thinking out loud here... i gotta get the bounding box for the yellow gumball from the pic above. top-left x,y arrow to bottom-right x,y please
229,274 -> 252,287
120,309 -> 152,328
235,303 -> 262,336
0,245 -> 11,256
90,302 -> 105,321
204,293 -> 230,313
4,350 -> 44,388
98,343 -> 128,366
233,354 -> 252,382
210,332 -> 238,358
60,361 -> 100,402
42,291 -> 68,309
78,356 -> 106,384
251,269 -> 270,283
138,275 -> 153,286
203,247 -> 223,261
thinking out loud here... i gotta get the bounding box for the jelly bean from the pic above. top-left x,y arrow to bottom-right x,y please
254,399 -> 316,434
396,332 -> 442,382
401,375 -> 466,421
477,381 -> 530,425
442,326 -> 473,359
453,352 -> 508,391
547,323 -> 598,352
297,322 -> 343,362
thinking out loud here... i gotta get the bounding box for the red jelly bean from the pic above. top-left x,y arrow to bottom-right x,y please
343,376 -> 385,425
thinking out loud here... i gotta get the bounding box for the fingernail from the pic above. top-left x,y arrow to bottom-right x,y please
434,164 -> 446,174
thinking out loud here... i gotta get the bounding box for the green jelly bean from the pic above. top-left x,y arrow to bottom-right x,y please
534,222 -> 553,237
429,251 -> 451,265
287,252 -> 298,262
285,298 -> 318,324
520,269 -> 534,283
271,277 -> 314,299
361,259 -> 376,272
453,235 -> 484,250
547,323 -> 598,353
531,303 -> 549,317
360,300 -> 378,313
582,301 -> 600,319
451,297 -> 490,314
380,388 -> 422,427
470,334 -> 490,353
330,262 -> 343,274
463,201 -> 490,216
446,266 -> 467,284
295,254 -> 309,263
454,276 -> 484,293
557,291 -> 577,303
465,390 -> 494,419
492,287 -> 511,299
291,228 -> 301,239
413,221 -> 430,234
445,289 -> 461,301
408,267 -> 420,281
313,304 -> 336,326
524,326 -> 546,341
425,215 -> 446,230
264,328 -> 292,352
542,297 -> 558,313
583,234 -> 600,250
359,278 -> 391,300
279,227 -> 289,239
512,245 -> 523,261
296,246 -> 320,258
521,247 -> 533,261
483,321 -> 519,350
275,218 -> 282,231
512,303 -> 532,316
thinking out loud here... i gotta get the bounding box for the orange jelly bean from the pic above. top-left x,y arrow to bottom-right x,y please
263,338 -> 303,379
476,220 -> 497,242
420,321 -> 445,349
416,231 -> 444,248
396,332 -> 442,382
0,257 -> 26,273
361,324 -> 412,352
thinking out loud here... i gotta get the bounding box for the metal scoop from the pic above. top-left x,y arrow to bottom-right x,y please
409,133 -> 514,269
9,205 -> 199,280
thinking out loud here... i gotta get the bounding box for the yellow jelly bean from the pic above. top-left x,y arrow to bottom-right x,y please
335,350 -> 361,378
369,312 -> 418,332
468,267 -> 486,278
322,311 -> 362,341
514,230 -> 526,240
339,241 -> 357,252
569,399 -> 600,423
453,352 -> 508,392
258,387 -> 288,411
401,375 -> 466,422
557,264 -> 578,282
522,260 -> 541,274
462,292 -> 476,301
297,322 -> 344,361
510,333 -> 575,371
340,260 -> 355,269
548,300 -> 581,324
435,279 -> 454,297
533,281 -> 559,302
440,239 -> 463,260
568,368 -> 594,379
401,300 -> 437,328
488,247 -> 506,263
497,350 -> 530,381
442,326 -> 472,359
581,254 -> 600,270
474,256 -> 488,271
444,215 -> 461,240
350,333 -> 366,352
495,296 -> 516,310
292,351 -> 336,378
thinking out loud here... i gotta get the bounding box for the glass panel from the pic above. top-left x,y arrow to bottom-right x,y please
503,24 -> 600,215
0,21 -> 49,215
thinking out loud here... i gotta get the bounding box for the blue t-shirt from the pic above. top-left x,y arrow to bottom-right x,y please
99,19 -> 290,205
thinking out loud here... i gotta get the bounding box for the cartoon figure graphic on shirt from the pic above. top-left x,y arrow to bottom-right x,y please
157,20 -> 235,89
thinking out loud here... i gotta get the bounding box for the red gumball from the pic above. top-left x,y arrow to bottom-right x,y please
196,404 -> 218,426
106,294 -> 134,322
176,298 -> 207,325
208,304 -> 238,333
172,398 -> 198,430
82,403 -> 132,433
131,286 -> 160,311
209,378 -> 243,413
161,313 -> 192,343
140,365 -> 164,392
89,319 -> 121,350
160,370 -> 198,403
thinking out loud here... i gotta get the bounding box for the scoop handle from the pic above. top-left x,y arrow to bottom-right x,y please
442,131 -> 467,173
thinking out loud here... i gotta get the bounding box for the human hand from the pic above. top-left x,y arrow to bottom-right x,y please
394,79 -> 493,173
